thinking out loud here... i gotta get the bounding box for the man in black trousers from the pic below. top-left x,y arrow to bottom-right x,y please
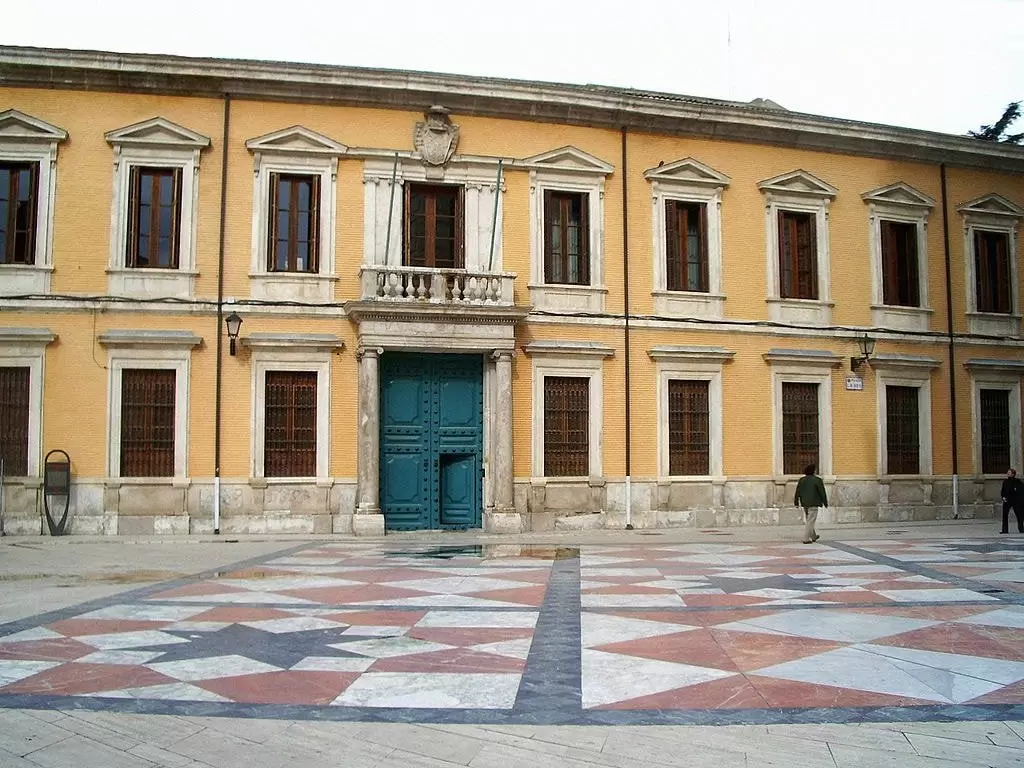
1001,468 -> 1024,534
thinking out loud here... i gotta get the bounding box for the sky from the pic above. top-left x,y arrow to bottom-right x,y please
3,0 -> 1023,137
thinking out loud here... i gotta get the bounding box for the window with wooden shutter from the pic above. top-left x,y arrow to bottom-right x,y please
543,191 -> 590,285
404,183 -> 464,269
543,376 -> 589,476
886,386 -> 919,474
268,173 -> 320,273
120,369 -> 175,477
0,367 -> 30,476
264,371 -> 318,477
974,230 -> 1011,314
0,162 -> 38,266
127,167 -> 182,269
980,389 -> 1011,474
880,220 -> 920,307
665,200 -> 708,292
778,211 -> 817,299
668,380 -> 709,475
782,382 -> 819,474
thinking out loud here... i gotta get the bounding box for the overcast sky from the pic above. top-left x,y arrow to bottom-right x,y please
4,0 -> 1023,137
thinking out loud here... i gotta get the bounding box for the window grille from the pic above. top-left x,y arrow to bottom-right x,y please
265,370 -> 318,477
120,369 -> 175,477
543,376 -> 589,476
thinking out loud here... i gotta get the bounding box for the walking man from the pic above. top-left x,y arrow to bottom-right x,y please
795,463 -> 828,544
1001,467 -> 1024,534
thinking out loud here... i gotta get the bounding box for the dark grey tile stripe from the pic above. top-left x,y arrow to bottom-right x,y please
513,550 -> 582,716
827,541 -> 1024,606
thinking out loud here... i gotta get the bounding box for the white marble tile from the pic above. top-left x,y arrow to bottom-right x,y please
383,577 -> 532,594
716,609 -> 938,643
79,605 -> 206,621
982,568 -> 1024,582
333,672 -> 521,708
738,588 -> 819,599
581,613 -> 694,648
370,595 -> 525,608
956,606 -> 1024,629
340,625 -> 407,637
147,654 -> 280,681
332,637 -> 453,658
220,576 -> 364,590
860,644 -> 1024,686
0,627 -> 63,643
581,593 -> 686,608
163,621 -> 231,633
74,650 -> 165,665
875,588 -> 996,603
79,630 -> 190,650
290,656 -> 376,672
99,682 -> 232,701
155,591 -> 315,605
470,639 -> 533,660
239,617 -> 346,634
813,565 -> 902,575
0,659 -> 60,686
415,611 -> 538,629
582,649 -> 735,708
578,568 -> 663,577
669,554 -> 772,566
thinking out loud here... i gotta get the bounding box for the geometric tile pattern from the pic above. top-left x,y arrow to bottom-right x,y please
1,538 -> 1024,725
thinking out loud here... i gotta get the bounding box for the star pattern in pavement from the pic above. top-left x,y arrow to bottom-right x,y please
942,542 -> 1024,555
705,574 -> 823,595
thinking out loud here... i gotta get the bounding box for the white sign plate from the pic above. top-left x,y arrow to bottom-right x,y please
845,375 -> 864,391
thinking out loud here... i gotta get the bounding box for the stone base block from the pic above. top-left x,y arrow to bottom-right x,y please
553,513 -> 604,531
332,514 -> 354,534
353,513 -> 385,537
484,510 -> 524,534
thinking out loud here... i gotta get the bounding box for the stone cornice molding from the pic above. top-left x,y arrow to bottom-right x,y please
762,349 -> 843,367
861,181 -> 936,210
240,332 -> 344,351
98,329 -> 202,347
647,345 -> 735,362
0,327 -> 57,346
956,193 -> 1024,220
868,353 -> 940,371
344,300 -> 530,325
523,340 -> 615,357
963,358 -> 1024,373
104,116 -> 211,150
0,109 -> 68,144
4,46 -> 1024,173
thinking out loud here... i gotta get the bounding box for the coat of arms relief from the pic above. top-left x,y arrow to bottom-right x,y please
414,105 -> 460,167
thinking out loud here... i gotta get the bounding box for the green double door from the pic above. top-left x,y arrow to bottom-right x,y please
380,353 -> 483,531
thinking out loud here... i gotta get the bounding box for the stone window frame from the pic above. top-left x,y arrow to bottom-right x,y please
105,118 -> 210,299
0,110 -> 67,296
0,328 -> 55,478
524,146 -> 613,313
759,170 -> 838,326
241,333 -> 343,483
964,358 -> 1024,479
957,194 -> 1023,338
862,182 -> 936,332
872,354 -> 938,477
246,126 -> 348,302
99,330 -> 201,481
644,158 -> 730,319
764,349 -> 842,479
525,340 -> 613,481
649,345 -> 734,480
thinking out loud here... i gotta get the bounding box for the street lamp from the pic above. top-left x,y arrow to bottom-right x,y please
850,333 -> 876,372
225,311 -> 242,356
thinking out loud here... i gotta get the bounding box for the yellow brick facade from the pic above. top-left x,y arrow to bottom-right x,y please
1,47 -> 1022,535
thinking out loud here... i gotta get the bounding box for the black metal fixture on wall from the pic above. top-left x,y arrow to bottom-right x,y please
225,311 -> 242,356
850,333 -> 876,372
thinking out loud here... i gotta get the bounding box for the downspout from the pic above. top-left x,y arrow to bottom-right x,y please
213,93 -> 231,536
940,163 -> 959,519
621,126 -> 633,530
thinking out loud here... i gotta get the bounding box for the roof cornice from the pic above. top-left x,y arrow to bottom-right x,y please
2,45 -> 1024,174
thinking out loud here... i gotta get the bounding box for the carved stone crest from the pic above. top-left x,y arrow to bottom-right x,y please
414,106 -> 459,166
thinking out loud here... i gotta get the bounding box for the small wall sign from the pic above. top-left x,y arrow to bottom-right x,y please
845,375 -> 864,391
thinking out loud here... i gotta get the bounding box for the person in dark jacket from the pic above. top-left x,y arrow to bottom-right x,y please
794,463 -> 828,544
1001,468 -> 1024,534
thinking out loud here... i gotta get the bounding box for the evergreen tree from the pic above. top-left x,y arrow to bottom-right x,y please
968,101 -> 1023,144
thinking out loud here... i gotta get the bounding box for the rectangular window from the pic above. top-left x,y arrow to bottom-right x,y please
0,367 -> 30,476
668,380 -> 709,475
544,190 -> 590,285
127,167 -> 182,269
980,388 -> 1011,474
404,183 -> 463,269
886,386 -> 920,474
778,210 -> 817,299
974,230 -> 1011,314
269,173 -> 320,273
782,382 -> 819,474
120,369 -> 175,477
543,376 -> 589,476
0,162 -> 39,266
264,371 -> 317,477
881,220 -> 920,307
666,200 -> 707,292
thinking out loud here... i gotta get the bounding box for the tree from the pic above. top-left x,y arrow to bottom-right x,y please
968,101 -> 1023,144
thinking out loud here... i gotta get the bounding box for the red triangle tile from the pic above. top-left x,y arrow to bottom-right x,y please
280,584 -> 429,603
150,582 -> 246,599
584,584 -> 675,595
711,629 -> 844,672
196,670 -> 358,705
187,606 -> 297,623
45,619 -> 170,637
467,586 -> 547,606
370,648 -> 525,673
682,594 -> 767,608
964,679 -> 1024,704
597,674 -> 766,710
809,590 -> 892,604
873,623 -> 1024,661
854,605 -> 996,621
0,663 -> 173,695
594,628 -> 738,671
329,567 -> 451,583
320,610 -> 426,626
747,674 -> 938,708
0,637 -> 96,662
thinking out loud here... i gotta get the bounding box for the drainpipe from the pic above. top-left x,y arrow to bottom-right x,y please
621,127 -> 633,530
213,93 -> 231,535
940,163 -> 959,519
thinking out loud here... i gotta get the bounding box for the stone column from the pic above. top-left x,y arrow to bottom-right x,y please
486,349 -> 523,533
354,346 -> 385,536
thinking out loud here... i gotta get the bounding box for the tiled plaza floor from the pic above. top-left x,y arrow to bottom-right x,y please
2,537 -> 1024,726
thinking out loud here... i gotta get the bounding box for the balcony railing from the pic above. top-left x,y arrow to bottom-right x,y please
360,265 -> 516,306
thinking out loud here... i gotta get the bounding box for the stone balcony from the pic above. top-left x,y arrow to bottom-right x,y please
359,265 -> 517,306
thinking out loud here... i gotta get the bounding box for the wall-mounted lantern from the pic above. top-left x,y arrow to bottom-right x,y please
225,311 -> 243,356
850,333 -> 876,372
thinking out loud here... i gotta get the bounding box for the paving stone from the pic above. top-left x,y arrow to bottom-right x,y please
904,731 -> 1024,767
0,709 -> 69,756
21,735 -> 158,768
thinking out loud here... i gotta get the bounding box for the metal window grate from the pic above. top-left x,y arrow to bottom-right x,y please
886,385 -> 920,474
980,388 -> 1011,474
120,369 -> 175,477
668,379 -> 709,475
0,367 -> 30,476
782,382 -> 819,474
265,371 -> 318,477
544,376 -> 589,476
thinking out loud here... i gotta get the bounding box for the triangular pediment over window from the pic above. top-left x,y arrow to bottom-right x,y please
245,126 -> 348,157
861,182 -> 935,209
105,117 -> 210,149
643,157 -> 731,187
758,169 -> 838,198
520,146 -> 613,175
0,109 -> 68,143
957,193 -> 1024,219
